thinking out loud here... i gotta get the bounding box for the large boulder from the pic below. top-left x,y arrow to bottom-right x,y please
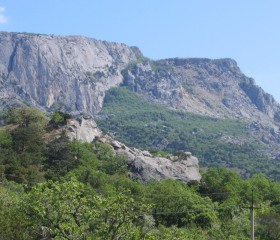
128,152 -> 201,183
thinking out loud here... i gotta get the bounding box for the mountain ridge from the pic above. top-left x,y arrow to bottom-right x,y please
1,32 -> 279,118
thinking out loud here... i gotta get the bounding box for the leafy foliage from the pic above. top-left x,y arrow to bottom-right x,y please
44,131 -> 77,180
0,107 -> 47,185
0,107 -> 280,239
145,179 -> 217,228
7,107 -> 47,128
23,179 -> 152,239
93,142 -> 128,175
0,183 -> 35,239
48,110 -> 72,130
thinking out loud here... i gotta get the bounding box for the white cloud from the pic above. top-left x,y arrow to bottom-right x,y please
0,7 -> 8,24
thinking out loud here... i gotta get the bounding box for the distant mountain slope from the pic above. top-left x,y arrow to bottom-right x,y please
119,57 -> 280,158
122,58 -> 280,128
1,31 -> 280,179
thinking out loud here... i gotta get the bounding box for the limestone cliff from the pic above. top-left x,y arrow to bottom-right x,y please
0,32 -> 140,113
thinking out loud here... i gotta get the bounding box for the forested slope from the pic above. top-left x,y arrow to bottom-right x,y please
1,107 -> 280,239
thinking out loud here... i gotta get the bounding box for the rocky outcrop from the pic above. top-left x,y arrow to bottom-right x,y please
64,118 -> 201,183
128,151 -> 201,183
66,118 -> 102,142
239,78 -> 277,117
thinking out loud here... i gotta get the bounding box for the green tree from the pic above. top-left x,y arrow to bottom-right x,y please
48,110 -> 72,130
199,168 -> 243,204
93,142 -> 128,175
0,183 -> 37,239
23,179 -> 100,239
23,179 -> 153,240
146,179 -> 217,229
0,130 -> 12,181
44,131 -> 77,180
7,107 -> 47,128
93,192 -> 152,239
257,211 -> 280,240
1,107 -> 47,184
146,225 -> 206,240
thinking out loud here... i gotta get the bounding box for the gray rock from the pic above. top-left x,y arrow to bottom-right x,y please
129,154 -> 201,183
66,118 -> 102,142
1,32 -> 280,132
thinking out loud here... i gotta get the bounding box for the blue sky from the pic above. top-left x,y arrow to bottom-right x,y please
1,0 -> 280,102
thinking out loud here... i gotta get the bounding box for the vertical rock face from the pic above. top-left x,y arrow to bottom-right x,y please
239,78 -> 278,117
0,32 -> 140,114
